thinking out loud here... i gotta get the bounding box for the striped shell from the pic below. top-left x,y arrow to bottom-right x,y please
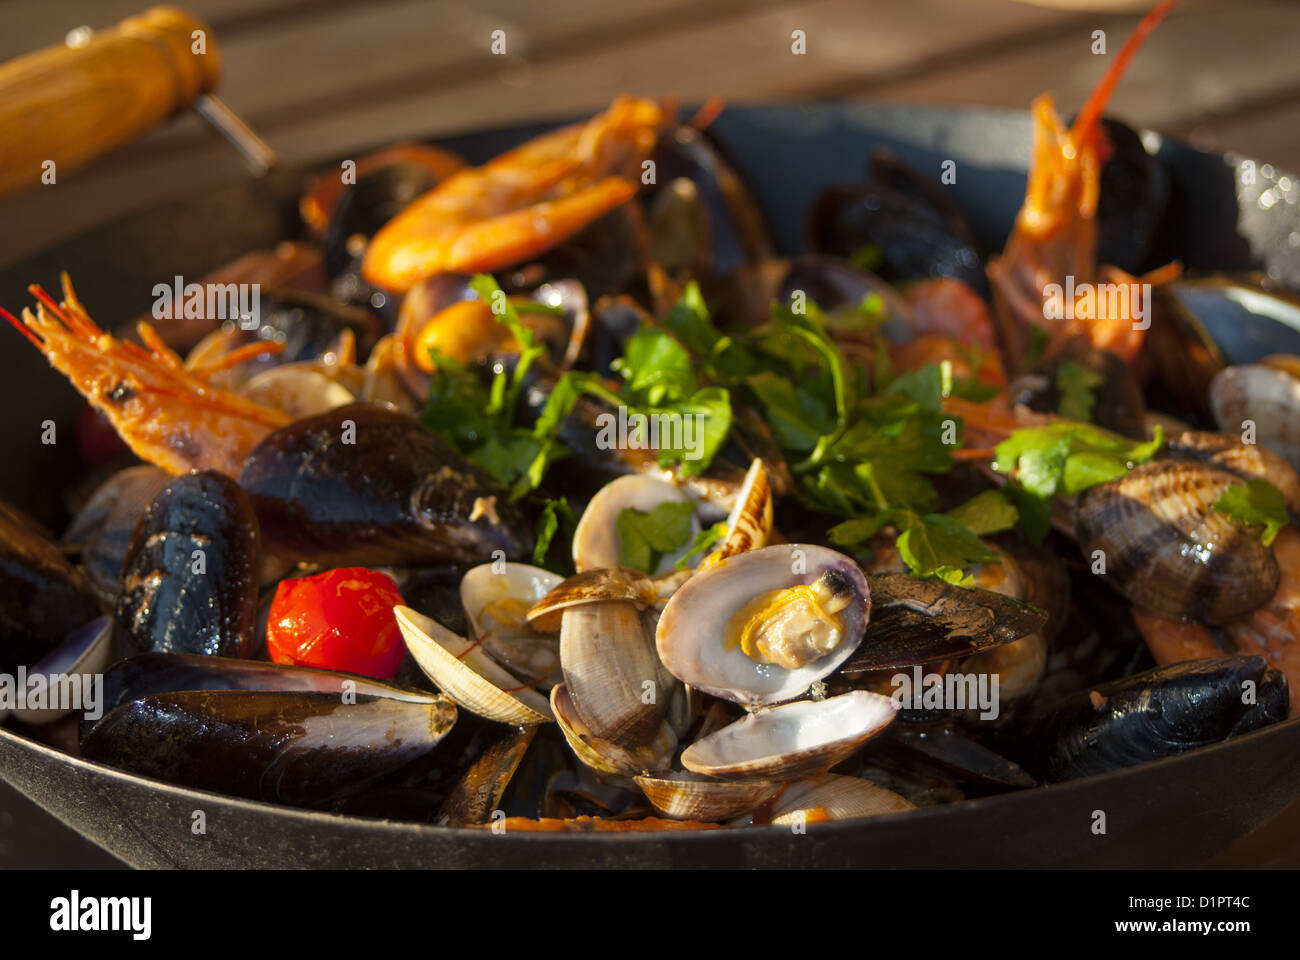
550,683 -> 676,775
767,774 -> 915,825
634,771 -> 779,821
1166,429 -> 1300,516
1075,460 -> 1279,624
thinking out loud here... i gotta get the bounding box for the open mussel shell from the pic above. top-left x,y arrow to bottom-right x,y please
681,690 -> 898,781
765,774 -> 915,826
550,683 -> 676,776
395,605 -> 552,726
11,616 -> 112,726
572,475 -> 699,573
842,573 -> 1048,673
634,771 -> 779,822
1075,459 -> 1279,624
82,651 -> 441,742
657,544 -> 870,706
81,690 -> 458,808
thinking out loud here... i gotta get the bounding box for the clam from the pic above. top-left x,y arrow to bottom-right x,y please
1165,429 -> 1300,516
1075,459 -> 1280,624
680,691 -> 897,780
395,605 -> 552,725
238,364 -> 355,419
1210,359 -> 1300,474
460,562 -> 561,688
657,543 -> 897,782
527,567 -> 669,747
959,545 -> 1047,706
572,475 -> 699,573
634,771 -> 779,821
766,774 -> 915,826
550,683 -> 675,776
698,457 -> 773,569
656,544 -> 870,705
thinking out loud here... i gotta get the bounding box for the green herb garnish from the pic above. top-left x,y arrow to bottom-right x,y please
1056,360 -> 1104,422
616,501 -> 698,574
1212,478 -> 1288,546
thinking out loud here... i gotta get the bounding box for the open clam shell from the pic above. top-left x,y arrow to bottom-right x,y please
634,771 -> 779,821
700,458 -> 773,567
395,605 -> 552,725
680,690 -> 898,781
767,774 -> 915,825
656,544 -> 870,706
460,562 -> 562,687
550,683 -> 676,776
572,475 -> 699,573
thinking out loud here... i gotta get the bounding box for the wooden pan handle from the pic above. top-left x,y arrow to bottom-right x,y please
0,5 -> 222,198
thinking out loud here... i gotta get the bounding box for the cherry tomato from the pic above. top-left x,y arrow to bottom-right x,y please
267,568 -> 406,678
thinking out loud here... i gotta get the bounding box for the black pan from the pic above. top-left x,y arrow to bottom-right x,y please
2,104 -> 1298,867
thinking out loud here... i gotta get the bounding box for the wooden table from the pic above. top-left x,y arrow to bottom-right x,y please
1,0 -> 1298,264
0,0 -> 1297,868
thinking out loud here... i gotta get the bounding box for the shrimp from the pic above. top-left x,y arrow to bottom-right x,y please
362,96 -> 667,293
1134,525 -> 1300,716
987,0 -> 1181,371
3,275 -> 290,478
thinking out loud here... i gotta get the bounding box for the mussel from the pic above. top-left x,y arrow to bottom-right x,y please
115,470 -> 261,660
809,149 -> 985,294
240,403 -> 531,566
1010,656 -> 1288,782
0,499 -> 103,675
79,651 -> 459,808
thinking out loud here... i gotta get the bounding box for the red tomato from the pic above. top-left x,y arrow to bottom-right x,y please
267,568 -> 406,678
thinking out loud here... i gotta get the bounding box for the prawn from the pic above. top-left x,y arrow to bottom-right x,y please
987,0 -> 1181,370
3,274 -> 290,478
362,96 -> 667,292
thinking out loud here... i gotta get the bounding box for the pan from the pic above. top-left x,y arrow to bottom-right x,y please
1,103 -> 1298,867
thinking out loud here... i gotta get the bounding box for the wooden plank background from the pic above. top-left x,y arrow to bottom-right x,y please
0,0 -> 1298,868
1,0 -> 1298,264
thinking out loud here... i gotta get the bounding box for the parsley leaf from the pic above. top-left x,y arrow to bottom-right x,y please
1056,360 -> 1104,422
616,501 -> 698,574
946,489 -> 1019,536
1212,478 -> 1288,546
676,520 -> 728,569
533,497 -> 577,573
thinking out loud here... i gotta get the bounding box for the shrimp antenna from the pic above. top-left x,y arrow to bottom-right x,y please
1072,0 -> 1181,138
